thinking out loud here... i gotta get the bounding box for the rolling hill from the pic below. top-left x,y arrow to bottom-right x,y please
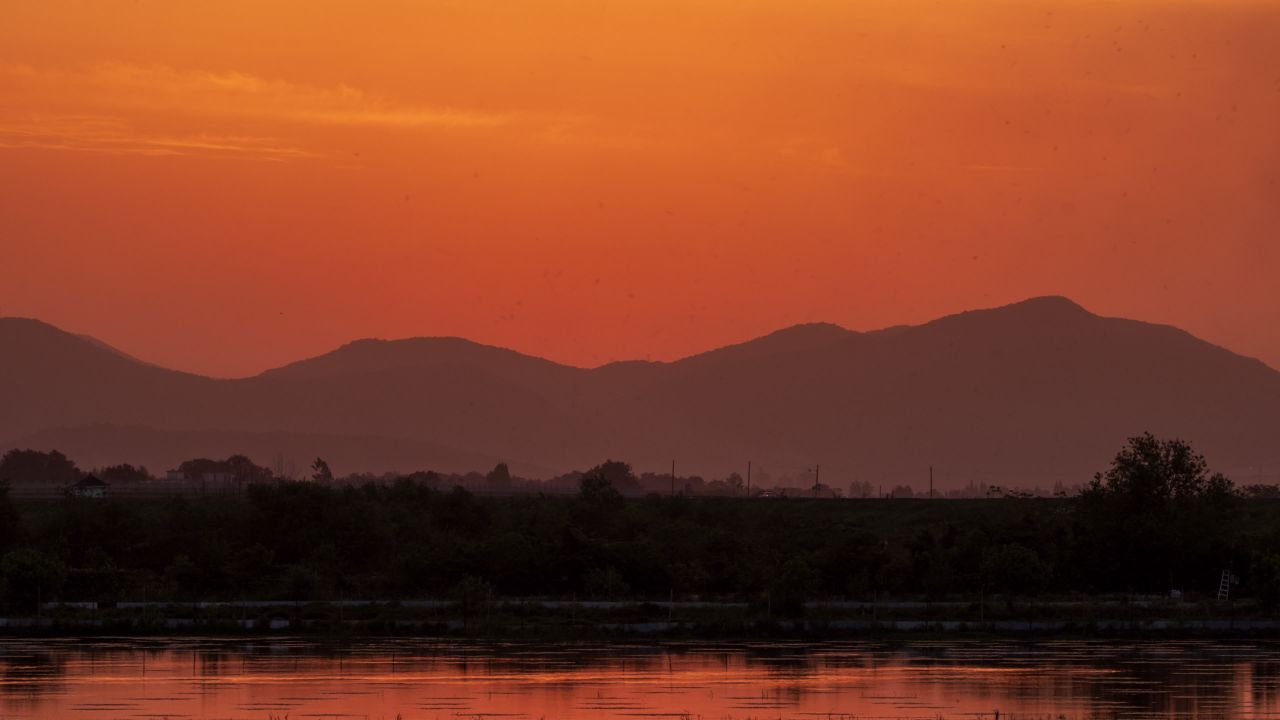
3,297 -> 1278,489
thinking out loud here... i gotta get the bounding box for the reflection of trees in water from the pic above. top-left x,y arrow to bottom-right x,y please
1253,658 -> 1280,709
3,639 -> 1278,717
886,641 -> 1248,717
0,648 -> 70,708
1078,644 -> 1239,717
740,644 -> 821,672
728,640 -> 1270,716
191,648 -> 231,676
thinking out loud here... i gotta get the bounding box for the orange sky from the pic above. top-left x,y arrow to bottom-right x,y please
1,0 -> 1277,377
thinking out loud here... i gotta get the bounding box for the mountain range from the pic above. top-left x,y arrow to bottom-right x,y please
3,296 -> 1278,489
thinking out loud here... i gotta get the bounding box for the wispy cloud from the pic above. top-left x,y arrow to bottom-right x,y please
0,63 -> 536,160
74,63 -> 513,129
0,115 -> 315,160
774,137 -> 853,172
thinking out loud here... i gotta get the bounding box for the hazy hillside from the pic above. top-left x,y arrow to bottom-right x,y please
3,297 -> 1278,488
0,318 -> 217,442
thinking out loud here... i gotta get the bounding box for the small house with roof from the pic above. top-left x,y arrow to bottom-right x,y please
67,475 -> 109,499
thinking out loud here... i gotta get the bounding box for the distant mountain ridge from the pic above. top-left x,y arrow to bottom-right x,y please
3,297 -> 1278,488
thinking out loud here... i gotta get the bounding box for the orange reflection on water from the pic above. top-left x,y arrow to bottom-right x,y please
1,639 -> 1278,719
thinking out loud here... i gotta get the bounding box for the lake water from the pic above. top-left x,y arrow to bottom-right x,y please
1,638 -> 1278,719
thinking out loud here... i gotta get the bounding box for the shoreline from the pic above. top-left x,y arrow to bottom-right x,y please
6,596 -> 1275,638
5,614 -> 1279,639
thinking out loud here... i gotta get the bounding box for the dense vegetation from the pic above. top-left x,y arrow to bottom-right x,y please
0,435 -> 1278,616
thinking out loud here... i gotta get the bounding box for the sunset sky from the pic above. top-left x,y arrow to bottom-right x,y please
2,0 -> 1277,377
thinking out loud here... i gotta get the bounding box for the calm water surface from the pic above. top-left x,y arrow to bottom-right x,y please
1,638 -> 1279,719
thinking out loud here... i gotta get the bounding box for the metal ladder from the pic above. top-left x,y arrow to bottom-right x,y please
1217,569 -> 1232,601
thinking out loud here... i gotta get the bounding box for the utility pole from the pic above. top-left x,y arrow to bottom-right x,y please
671,459 -> 676,497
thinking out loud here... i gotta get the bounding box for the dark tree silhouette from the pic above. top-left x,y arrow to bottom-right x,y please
99,464 -> 152,484
981,543 -> 1050,606
0,549 -> 66,612
579,469 -> 623,509
1076,434 -> 1236,593
311,457 -> 334,484
485,462 -> 512,489
226,454 -> 274,484
579,459 -> 638,504
1084,433 -> 1234,507
0,449 -> 81,485
0,481 -> 17,551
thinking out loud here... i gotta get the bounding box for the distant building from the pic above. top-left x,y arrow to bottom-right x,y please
67,475 -> 108,498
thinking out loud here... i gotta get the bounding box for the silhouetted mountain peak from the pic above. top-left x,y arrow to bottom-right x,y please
259,334 -> 572,381
332,335 -> 494,357
909,296 -> 1101,341
1,316 -> 66,337
2,317 -> 179,376
947,295 -> 1092,322
2,317 -> 125,363
765,321 -> 852,340
1015,295 -> 1089,312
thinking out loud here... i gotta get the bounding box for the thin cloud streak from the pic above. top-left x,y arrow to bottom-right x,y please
0,63 -> 571,162
0,115 -> 316,161
2,63 -> 526,130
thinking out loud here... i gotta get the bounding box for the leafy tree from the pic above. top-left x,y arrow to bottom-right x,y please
178,457 -> 224,478
1250,552 -> 1280,610
283,564 -> 322,602
848,480 -> 875,499
311,457 -> 334,484
180,456 -> 274,485
164,554 -> 205,601
1240,485 -> 1280,500
305,543 -> 342,597
0,549 -> 66,611
769,557 -> 820,615
0,449 -> 81,485
588,460 -> 641,495
1077,434 -> 1235,592
578,461 -> 629,509
0,481 -> 17,551
1084,433 -> 1233,507
485,463 -> 512,490
225,543 -> 275,596
981,543 -> 1050,604
70,546 -> 126,604
99,464 -> 152,484
226,455 -> 274,484
452,575 -> 493,628
583,566 -> 630,598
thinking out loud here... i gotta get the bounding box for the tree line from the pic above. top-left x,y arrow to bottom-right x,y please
1,434 -> 1279,614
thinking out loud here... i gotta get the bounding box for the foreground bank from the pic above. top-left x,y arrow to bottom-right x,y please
4,596 -> 1277,638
